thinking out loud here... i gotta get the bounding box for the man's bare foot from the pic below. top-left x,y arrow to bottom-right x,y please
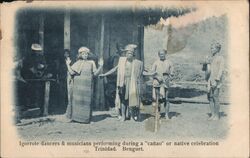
208,115 -> 214,121
165,114 -> 170,120
118,115 -> 126,121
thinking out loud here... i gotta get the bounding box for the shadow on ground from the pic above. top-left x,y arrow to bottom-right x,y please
207,112 -> 227,118
91,114 -> 112,122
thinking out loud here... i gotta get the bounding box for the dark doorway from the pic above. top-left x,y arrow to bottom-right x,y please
43,11 -> 66,114
70,12 -> 89,61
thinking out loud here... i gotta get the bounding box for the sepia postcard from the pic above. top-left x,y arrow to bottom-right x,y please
0,1 -> 249,157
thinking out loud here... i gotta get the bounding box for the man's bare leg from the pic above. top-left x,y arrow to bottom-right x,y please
165,90 -> 170,120
121,103 -> 127,121
117,108 -> 122,120
208,89 -> 215,120
212,88 -> 220,120
208,100 -> 215,120
165,101 -> 170,120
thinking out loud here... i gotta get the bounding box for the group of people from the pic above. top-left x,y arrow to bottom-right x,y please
63,41 -> 224,124
14,41 -> 224,124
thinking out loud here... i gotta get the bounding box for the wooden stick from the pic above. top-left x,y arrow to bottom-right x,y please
43,81 -> 51,116
154,86 -> 160,133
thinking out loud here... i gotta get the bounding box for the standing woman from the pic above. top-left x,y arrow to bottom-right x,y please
65,47 -> 103,123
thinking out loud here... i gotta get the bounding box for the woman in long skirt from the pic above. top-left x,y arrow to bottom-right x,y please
65,47 -> 103,123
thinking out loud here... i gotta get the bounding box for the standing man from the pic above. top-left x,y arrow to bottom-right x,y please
21,43 -> 52,115
148,50 -> 174,120
100,44 -> 143,121
204,42 -> 224,121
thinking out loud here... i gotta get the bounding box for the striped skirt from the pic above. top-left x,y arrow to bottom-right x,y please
67,73 -> 93,123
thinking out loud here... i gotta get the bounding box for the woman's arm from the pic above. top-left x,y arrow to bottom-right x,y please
93,58 -> 104,76
66,58 -> 76,75
94,66 -> 103,76
93,63 -> 103,76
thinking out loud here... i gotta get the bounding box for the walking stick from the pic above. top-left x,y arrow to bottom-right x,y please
154,85 -> 161,132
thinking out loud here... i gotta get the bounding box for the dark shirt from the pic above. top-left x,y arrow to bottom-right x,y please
21,53 -> 47,79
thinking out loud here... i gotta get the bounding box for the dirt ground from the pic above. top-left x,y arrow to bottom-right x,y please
17,102 -> 229,141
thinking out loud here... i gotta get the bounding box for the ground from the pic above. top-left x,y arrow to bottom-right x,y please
17,102 -> 229,141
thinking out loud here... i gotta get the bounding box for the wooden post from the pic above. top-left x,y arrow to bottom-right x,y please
43,81 -> 50,116
64,9 -> 73,116
38,13 -> 50,116
103,18 -> 110,70
132,22 -> 139,59
100,15 -> 105,64
138,25 -> 144,61
64,10 -> 71,89
95,15 -> 105,110
64,9 -> 70,50
39,13 -> 44,54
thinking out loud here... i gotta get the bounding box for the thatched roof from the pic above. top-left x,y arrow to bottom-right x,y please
17,6 -> 195,26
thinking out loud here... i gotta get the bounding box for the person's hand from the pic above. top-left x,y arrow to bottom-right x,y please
99,74 -> 105,77
30,67 -> 37,74
98,58 -> 104,66
46,73 -> 53,78
99,74 -> 106,79
205,55 -> 211,64
16,74 -> 26,83
37,64 -> 45,70
65,57 -> 71,65
215,79 -> 220,86
211,80 -> 217,88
